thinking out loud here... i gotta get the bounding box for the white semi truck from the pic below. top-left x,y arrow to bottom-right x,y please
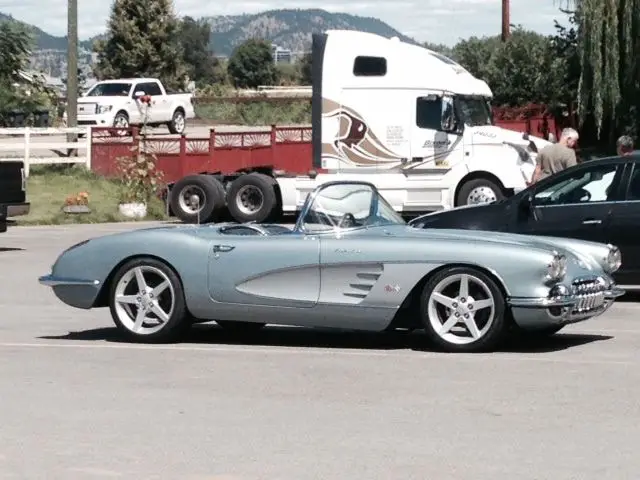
166,29 -> 551,224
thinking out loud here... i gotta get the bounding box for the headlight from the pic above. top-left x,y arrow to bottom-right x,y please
97,105 -> 113,114
605,245 -> 622,272
546,252 -> 567,281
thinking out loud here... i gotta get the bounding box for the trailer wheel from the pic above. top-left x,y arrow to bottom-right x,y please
456,177 -> 505,207
227,173 -> 279,223
169,175 -> 225,224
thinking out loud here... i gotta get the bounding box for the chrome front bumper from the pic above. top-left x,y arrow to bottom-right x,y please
508,276 -> 625,324
38,274 -> 100,287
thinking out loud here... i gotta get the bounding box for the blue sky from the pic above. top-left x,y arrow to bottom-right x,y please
0,0 -> 572,45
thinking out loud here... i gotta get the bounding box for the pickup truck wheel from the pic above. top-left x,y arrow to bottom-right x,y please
112,111 -> 130,137
227,173 -> 279,223
169,175 -> 225,224
420,266 -> 507,353
168,110 -> 185,135
456,178 -> 504,206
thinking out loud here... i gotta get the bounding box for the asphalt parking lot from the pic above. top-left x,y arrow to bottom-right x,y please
1,222 -> 640,479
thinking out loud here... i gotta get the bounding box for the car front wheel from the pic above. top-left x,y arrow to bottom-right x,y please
420,266 -> 507,352
108,257 -> 189,343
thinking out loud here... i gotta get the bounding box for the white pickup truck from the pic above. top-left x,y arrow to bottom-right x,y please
75,77 -> 196,134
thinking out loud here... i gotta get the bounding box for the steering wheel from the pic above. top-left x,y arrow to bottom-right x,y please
338,213 -> 356,228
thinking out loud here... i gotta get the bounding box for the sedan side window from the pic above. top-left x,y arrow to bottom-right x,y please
533,164 -> 621,206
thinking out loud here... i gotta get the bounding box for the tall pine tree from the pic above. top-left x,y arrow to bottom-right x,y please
92,0 -> 188,90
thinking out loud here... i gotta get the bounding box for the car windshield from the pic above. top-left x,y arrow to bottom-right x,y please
301,183 -> 406,233
85,83 -> 132,97
457,96 -> 492,127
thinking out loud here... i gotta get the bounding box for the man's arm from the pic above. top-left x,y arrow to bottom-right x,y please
529,153 -> 545,185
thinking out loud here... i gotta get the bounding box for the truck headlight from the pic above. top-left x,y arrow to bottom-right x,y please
546,252 -> 567,281
97,105 -> 113,114
605,245 -> 622,272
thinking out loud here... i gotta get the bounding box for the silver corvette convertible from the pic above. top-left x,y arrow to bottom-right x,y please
39,180 -> 625,353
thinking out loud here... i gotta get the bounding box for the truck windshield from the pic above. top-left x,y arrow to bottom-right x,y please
457,97 -> 492,127
85,83 -> 132,97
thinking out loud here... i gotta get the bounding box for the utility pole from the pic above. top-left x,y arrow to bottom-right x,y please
501,0 -> 510,41
67,0 -> 78,148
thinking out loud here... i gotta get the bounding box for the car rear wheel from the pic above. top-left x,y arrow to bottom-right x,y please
108,257 -> 189,343
420,266 -> 507,352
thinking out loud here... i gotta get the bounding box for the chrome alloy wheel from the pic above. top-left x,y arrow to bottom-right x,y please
113,266 -> 175,335
426,273 -> 496,345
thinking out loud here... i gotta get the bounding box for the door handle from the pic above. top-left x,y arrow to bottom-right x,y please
213,244 -> 235,253
582,219 -> 602,225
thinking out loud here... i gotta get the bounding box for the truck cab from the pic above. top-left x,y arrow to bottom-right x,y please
309,30 -> 550,211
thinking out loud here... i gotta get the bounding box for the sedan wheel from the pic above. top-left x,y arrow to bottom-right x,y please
420,266 -> 507,352
108,257 -> 189,343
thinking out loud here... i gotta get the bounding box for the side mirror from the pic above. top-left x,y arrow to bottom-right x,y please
519,193 -> 538,221
133,90 -> 145,98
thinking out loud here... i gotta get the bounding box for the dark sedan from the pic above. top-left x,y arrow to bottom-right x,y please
409,153 -> 640,289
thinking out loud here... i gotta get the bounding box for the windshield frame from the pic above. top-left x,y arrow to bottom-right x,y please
294,181 -> 406,234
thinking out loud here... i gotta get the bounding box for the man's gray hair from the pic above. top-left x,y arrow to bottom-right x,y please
560,127 -> 579,141
616,135 -> 634,150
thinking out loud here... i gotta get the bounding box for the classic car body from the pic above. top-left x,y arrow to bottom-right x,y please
39,181 -> 625,352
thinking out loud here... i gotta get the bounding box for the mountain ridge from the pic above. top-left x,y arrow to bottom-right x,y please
1,8 -> 416,56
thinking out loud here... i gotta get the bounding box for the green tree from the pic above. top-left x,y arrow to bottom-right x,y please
451,28 -> 566,108
555,0 -> 640,140
297,52 -> 312,85
92,0 -> 188,90
179,16 -> 221,86
0,22 -> 33,84
227,38 -> 278,89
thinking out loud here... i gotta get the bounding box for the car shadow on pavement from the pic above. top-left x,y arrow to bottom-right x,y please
0,247 -> 24,252
39,324 -> 613,354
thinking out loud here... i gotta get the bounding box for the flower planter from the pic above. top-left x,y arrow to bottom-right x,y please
62,205 -> 91,214
119,202 -> 147,219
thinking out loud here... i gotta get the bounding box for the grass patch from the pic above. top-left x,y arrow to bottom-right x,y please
16,165 -> 169,226
195,99 -> 311,125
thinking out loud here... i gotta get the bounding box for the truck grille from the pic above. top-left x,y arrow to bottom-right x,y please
77,103 -> 96,114
571,277 -> 606,314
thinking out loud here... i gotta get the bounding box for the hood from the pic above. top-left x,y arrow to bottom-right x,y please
470,125 -> 551,151
383,225 -> 603,272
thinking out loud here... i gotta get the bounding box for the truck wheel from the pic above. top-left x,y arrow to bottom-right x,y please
227,173 -> 279,223
456,178 -> 504,206
167,109 -> 186,135
169,175 -> 225,224
112,111 -> 129,137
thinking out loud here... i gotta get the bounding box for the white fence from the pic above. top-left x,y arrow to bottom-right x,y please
0,127 -> 92,177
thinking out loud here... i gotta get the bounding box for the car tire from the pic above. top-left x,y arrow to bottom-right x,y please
456,178 -> 505,206
420,266 -> 507,353
226,173 -> 279,223
169,175 -> 226,224
167,109 -> 186,135
108,257 -> 190,343
216,320 -> 266,332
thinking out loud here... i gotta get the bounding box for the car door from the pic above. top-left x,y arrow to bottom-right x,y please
602,160 -> 640,285
136,81 -> 166,122
411,94 -> 464,170
515,160 -> 626,244
207,229 -> 320,308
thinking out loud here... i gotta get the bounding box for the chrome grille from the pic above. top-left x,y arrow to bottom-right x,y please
571,277 -> 606,314
77,103 -> 96,114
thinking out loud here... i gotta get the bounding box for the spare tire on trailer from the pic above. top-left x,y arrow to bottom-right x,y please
227,173 -> 279,223
169,174 -> 226,224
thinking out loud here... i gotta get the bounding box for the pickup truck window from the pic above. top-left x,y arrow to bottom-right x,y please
86,83 -> 132,96
137,82 -> 162,96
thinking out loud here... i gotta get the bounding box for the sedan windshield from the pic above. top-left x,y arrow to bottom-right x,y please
85,83 -> 132,97
457,96 -> 493,127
